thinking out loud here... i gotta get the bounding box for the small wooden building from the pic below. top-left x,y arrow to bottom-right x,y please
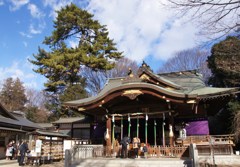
28,130 -> 68,161
0,104 -> 41,159
63,63 -> 240,157
52,117 -> 93,144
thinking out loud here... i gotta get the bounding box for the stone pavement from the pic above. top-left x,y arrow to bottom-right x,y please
71,155 -> 240,167
0,159 -> 64,167
0,159 -> 19,167
1,155 -> 240,167
71,158 -> 192,167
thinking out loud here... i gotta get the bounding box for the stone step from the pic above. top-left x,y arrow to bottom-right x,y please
72,158 -> 192,167
199,155 -> 240,166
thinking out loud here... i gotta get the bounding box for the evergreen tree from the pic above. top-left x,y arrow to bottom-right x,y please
0,77 -> 27,111
29,4 -> 122,118
208,36 -> 240,87
207,36 -> 240,141
29,3 -> 122,93
59,82 -> 88,117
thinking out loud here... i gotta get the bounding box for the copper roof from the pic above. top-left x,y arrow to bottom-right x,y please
63,65 -> 240,108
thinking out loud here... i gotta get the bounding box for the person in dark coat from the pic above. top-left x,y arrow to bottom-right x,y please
120,135 -> 131,158
18,141 -> 29,166
142,144 -> 148,159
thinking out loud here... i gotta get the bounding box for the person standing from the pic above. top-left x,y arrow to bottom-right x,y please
120,135 -> 131,158
11,140 -> 16,160
133,137 -> 140,158
5,141 -> 13,160
18,140 -> 29,166
142,144 -> 148,159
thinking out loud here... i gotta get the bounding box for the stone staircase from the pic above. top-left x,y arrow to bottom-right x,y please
71,158 -> 192,167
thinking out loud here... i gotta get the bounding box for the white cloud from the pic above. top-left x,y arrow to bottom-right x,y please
29,24 -> 43,34
153,21 -> 198,60
9,0 -> 29,11
87,0 -> 201,62
19,31 -> 33,38
0,0 -> 4,6
0,61 -> 45,89
27,3 -> 45,18
23,41 -> 28,47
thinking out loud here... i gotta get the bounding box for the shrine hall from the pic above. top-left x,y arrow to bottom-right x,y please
63,62 -> 239,157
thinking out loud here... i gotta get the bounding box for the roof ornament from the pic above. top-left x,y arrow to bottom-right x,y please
141,61 -> 153,72
128,68 -> 134,77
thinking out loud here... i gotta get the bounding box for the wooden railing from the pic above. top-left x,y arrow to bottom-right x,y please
66,144 -> 188,160
177,134 -> 234,146
177,135 -> 234,156
146,145 -> 188,158
64,135 -> 234,167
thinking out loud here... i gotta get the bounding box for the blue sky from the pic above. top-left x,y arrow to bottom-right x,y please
0,0 -> 205,90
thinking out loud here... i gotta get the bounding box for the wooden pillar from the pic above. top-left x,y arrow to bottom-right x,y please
106,117 -> 112,148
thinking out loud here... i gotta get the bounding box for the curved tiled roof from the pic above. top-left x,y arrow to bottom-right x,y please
64,66 -> 240,108
52,116 -> 92,124
64,78 -> 196,107
0,104 -> 41,130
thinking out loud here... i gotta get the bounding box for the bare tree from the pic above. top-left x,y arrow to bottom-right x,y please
158,48 -> 211,83
82,57 -> 139,95
25,88 -> 48,110
25,88 -> 49,122
166,0 -> 240,38
81,68 -> 107,96
106,57 -> 139,78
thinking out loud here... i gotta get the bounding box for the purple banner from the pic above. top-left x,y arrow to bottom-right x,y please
185,120 -> 209,135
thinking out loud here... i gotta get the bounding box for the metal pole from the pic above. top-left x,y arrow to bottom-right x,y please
121,117 -> 123,140
137,116 -> 139,138
128,114 -> 131,137
154,119 -> 157,146
112,115 -> 115,149
162,113 -> 165,147
145,114 -> 148,144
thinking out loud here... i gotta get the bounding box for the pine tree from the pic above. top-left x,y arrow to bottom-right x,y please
29,3 -> 122,93
29,3 -> 122,118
